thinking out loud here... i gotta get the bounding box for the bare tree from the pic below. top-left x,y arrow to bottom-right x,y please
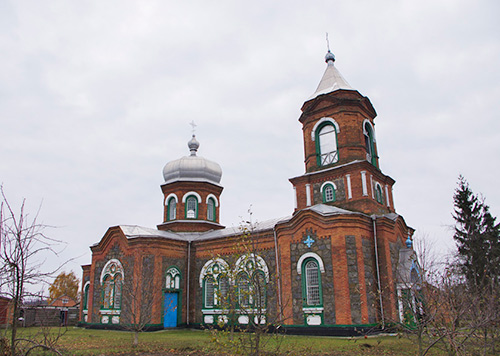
119,256 -> 155,348
0,187 -> 63,356
208,213 -> 287,356
395,235 -> 500,356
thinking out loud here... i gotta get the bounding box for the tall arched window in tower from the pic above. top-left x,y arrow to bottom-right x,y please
364,122 -> 377,167
207,197 -> 216,222
316,122 -> 338,166
185,196 -> 198,219
167,197 -> 177,221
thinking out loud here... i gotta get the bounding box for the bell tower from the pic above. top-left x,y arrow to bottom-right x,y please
289,50 -> 396,215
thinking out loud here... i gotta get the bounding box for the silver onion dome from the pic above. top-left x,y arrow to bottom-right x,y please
162,135 -> 222,185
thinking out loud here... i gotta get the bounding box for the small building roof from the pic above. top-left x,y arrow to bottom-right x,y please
304,203 -> 358,216
120,225 -> 187,241
119,215 -> 292,243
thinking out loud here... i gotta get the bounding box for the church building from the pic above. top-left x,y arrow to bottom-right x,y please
80,50 -> 415,332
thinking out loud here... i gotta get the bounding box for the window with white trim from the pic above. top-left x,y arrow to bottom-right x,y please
167,197 -> 176,221
322,183 -> 335,203
165,266 -> 181,290
234,254 -> 269,309
185,196 -> 198,219
204,277 -> 215,308
207,197 -> 215,221
302,258 -> 322,307
200,259 -> 229,309
103,274 -> 122,309
237,273 -> 250,307
101,260 -> 123,310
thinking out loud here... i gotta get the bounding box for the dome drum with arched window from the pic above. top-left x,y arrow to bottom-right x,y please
159,136 -> 225,232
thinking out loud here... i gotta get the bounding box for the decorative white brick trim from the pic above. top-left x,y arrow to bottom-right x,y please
361,171 -> 368,196
310,117 -> 340,141
306,184 -> 311,206
293,187 -> 297,209
346,174 -> 352,199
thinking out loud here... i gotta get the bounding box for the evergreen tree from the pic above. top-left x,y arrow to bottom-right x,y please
453,176 -> 500,290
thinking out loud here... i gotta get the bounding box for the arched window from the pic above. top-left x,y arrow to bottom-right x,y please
207,197 -> 216,222
252,271 -> 267,308
302,258 -> 322,307
167,197 -> 177,221
100,259 -> 124,311
234,254 -> 269,309
83,283 -> 90,311
165,267 -> 181,290
219,276 -> 229,304
103,275 -> 112,309
204,277 -> 215,308
364,122 -> 377,166
199,258 -> 230,310
102,274 -> 122,310
113,274 -> 122,309
237,273 -> 250,307
316,122 -> 338,166
375,183 -> 384,204
185,196 -> 198,219
322,183 -> 335,203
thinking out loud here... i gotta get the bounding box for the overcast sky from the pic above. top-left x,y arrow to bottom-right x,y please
1,0 -> 499,284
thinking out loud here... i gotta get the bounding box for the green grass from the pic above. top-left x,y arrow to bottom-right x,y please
2,327 -> 447,355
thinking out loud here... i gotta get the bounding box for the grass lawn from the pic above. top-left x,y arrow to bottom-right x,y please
6,327 -> 446,355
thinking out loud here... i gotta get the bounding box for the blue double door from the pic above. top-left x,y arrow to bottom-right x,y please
163,292 -> 178,327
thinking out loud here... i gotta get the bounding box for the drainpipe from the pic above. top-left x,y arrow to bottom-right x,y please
273,226 -> 283,323
372,215 -> 385,328
187,241 -> 191,326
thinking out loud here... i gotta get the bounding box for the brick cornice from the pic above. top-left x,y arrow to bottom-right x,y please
300,90 -> 376,121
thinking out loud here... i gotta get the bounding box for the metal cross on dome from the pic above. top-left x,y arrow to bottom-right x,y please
303,235 -> 315,248
189,121 -> 197,135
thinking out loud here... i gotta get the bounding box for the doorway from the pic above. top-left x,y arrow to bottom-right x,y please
163,292 -> 178,327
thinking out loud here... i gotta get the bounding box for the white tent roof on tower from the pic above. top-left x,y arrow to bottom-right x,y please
308,50 -> 354,101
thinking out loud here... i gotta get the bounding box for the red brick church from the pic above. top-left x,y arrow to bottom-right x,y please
80,50 -> 415,332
